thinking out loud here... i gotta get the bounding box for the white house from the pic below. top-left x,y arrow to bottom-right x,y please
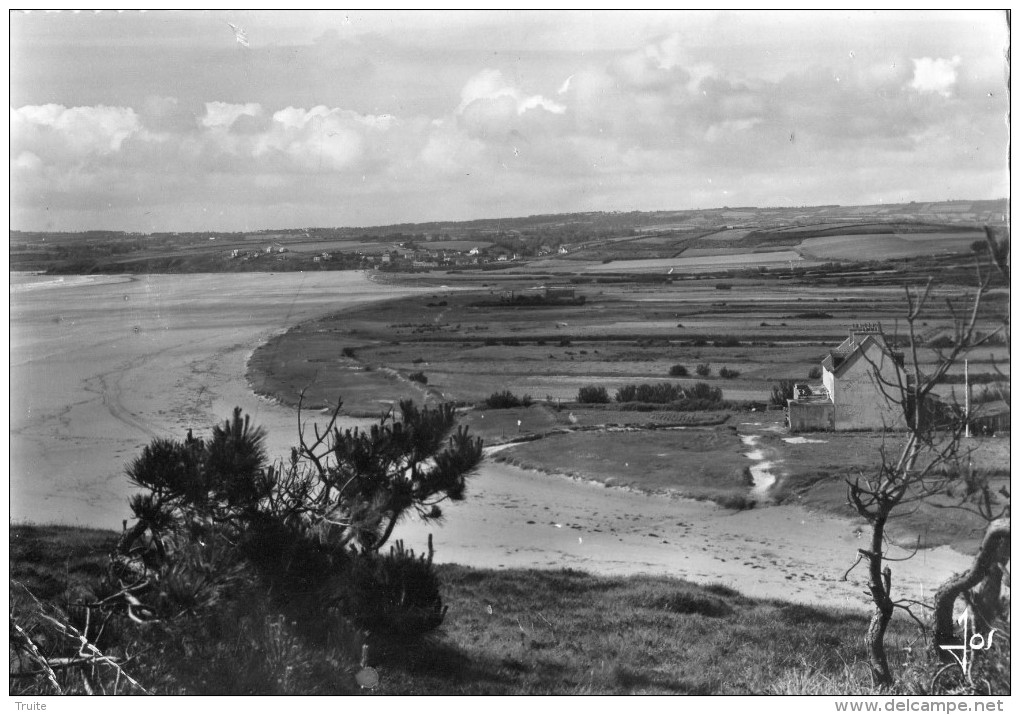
788,325 -> 906,432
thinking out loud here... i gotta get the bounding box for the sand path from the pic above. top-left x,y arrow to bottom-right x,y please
9,271 -> 972,611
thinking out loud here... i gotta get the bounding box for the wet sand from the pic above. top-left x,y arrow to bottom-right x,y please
392,455 -> 970,610
10,272 -> 428,527
8,271 -> 973,611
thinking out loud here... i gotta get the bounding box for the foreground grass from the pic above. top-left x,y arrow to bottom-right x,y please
9,524 -> 996,695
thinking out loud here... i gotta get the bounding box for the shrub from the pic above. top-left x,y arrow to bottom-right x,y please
408,371 -> 428,384
686,382 -> 723,402
484,390 -> 533,409
808,366 -> 822,379
695,363 -> 711,377
669,364 -> 689,377
558,339 -> 572,347
114,403 -> 483,643
338,539 -> 446,638
715,283 -> 732,290
713,338 -> 740,348
770,380 -> 796,407
577,385 -> 610,404
718,367 -> 740,379
341,347 -> 357,358
615,383 -> 684,404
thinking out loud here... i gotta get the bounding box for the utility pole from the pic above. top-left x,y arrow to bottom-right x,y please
964,358 -> 970,439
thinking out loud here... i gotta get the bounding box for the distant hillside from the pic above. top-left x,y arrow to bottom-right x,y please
10,198 -> 1008,275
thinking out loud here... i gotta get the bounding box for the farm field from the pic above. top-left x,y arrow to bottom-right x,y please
798,234 -> 980,261
584,251 -> 808,273
250,278 -> 1007,415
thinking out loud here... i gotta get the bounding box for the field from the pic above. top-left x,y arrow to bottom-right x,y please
799,234 -> 980,261
249,279 -> 1007,414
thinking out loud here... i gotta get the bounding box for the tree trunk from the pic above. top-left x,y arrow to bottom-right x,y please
868,592 -> 895,686
971,536 -> 1010,632
866,513 -> 895,686
932,517 -> 1010,659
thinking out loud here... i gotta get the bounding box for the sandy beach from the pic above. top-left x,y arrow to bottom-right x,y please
9,271 -> 973,611
10,271 -> 428,527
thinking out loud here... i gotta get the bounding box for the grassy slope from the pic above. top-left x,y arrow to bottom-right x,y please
9,524 -> 955,696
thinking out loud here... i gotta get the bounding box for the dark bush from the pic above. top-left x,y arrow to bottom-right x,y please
713,338 -> 740,348
715,283 -> 732,290
114,403 -> 483,645
669,364 -> 688,377
558,339 -> 572,347
484,390 -> 533,409
341,347 -> 357,358
408,371 -> 428,384
695,363 -> 711,377
718,367 -> 740,379
577,385 -> 610,404
808,366 -> 822,379
338,540 -> 446,638
770,380 -> 796,407
686,382 -> 723,402
615,383 -> 684,404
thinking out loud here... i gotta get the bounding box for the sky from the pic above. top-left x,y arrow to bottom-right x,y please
9,10 -> 1011,233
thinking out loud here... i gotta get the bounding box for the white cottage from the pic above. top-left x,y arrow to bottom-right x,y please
788,326 -> 906,432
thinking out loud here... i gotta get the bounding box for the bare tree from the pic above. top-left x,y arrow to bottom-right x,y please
931,228 -> 1010,659
845,240 -> 1004,686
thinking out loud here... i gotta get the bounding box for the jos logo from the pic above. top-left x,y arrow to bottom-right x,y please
938,607 -> 998,676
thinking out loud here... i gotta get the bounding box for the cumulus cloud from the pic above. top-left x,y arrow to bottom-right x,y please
910,56 -> 962,97
201,101 -> 262,129
11,104 -> 141,157
457,69 -> 566,117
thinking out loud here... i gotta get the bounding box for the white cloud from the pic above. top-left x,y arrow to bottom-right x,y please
910,56 -> 962,97
11,104 -> 141,156
201,101 -> 262,128
517,95 -> 566,115
458,69 -> 566,116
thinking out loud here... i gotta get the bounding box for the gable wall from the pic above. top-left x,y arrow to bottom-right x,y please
833,342 -> 905,430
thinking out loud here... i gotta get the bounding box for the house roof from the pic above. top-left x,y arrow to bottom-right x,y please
822,333 -> 901,379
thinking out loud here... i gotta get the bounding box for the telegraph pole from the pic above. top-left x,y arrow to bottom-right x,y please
964,358 -> 970,439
